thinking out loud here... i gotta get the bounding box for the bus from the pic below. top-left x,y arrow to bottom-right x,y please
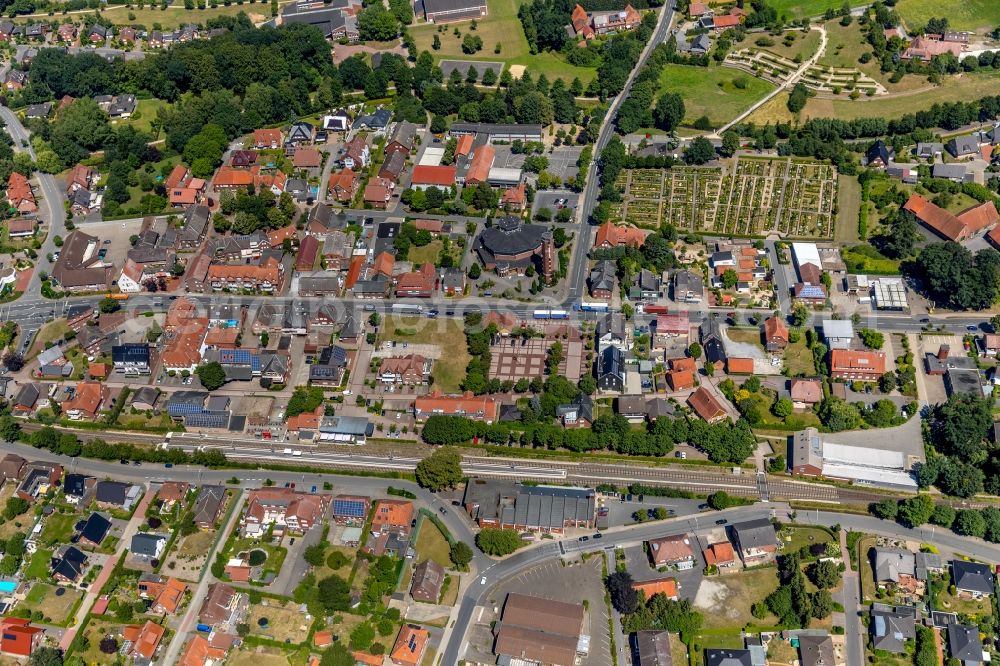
549,310 -> 569,319
575,302 -> 610,312
533,309 -> 552,319
391,303 -> 423,315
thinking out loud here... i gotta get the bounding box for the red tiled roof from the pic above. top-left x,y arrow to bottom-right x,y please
296,234 -> 319,271
292,148 -> 322,168
414,219 -> 444,233
903,193 -> 998,241
790,378 -> 823,403
415,390 -> 499,422
465,144 -> 495,184
632,578 -> 677,599
253,128 -> 283,147
390,625 -> 428,666
213,166 -> 254,188
764,316 -> 788,343
687,387 -> 726,422
454,134 -> 474,157
411,165 -> 456,187
595,221 -> 649,248
165,164 -> 189,190
345,255 -> 365,289
703,542 -> 736,565
373,251 -> 394,278
830,349 -> 886,375
727,357 -> 754,374
713,13 -> 740,27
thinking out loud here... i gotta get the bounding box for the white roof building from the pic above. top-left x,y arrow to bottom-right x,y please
418,147 -> 445,167
822,319 -> 855,349
792,242 -> 822,270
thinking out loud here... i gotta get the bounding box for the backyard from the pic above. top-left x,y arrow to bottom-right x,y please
114,98 -> 168,136
656,63 -> 775,130
39,512 -> 77,548
383,316 -> 470,393
248,598 -> 312,644
407,239 -> 461,269
20,583 -> 83,625
692,567 -> 780,629
24,549 -> 52,580
414,519 -> 451,569
782,337 -> 815,376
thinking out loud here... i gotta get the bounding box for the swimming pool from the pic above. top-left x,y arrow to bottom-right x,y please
0,581 -> 16,593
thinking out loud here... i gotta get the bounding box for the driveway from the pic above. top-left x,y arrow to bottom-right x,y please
267,527 -> 318,596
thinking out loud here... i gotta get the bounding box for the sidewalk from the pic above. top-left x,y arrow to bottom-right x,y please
59,486 -> 155,650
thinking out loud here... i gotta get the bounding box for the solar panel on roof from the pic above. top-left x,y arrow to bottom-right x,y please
333,499 -> 366,517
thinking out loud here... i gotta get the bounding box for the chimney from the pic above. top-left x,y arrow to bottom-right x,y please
938,344 -> 950,360
541,230 -> 555,283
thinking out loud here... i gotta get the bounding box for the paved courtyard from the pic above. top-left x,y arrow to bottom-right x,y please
489,337 -> 584,382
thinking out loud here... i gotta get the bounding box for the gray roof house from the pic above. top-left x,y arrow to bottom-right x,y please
596,312 -> 627,349
946,134 -> 982,158
932,163 -> 972,183
630,268 -> 660,300
915,142 -> 944,159
589,259 -> 615,295
635,630 -> 672,666
705,649 -> 753,666
730,518 -> 778,564
597,345 -> 625,392
953,560 -> 994,596
130,533 -> 167,558
797,634 -> 835,666
674,270 -> 704,303
871,605 -> 916,653
947,623 -> 984,665
873,548 -> 916,583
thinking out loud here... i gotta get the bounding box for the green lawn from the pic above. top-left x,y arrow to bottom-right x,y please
39,512 -> 77,549
414,519 -> 451,569
779,525 -> 833,554
657,64 -> 775,130
782,337 -> 815,376
407,240 -> 461,268
112,99 -> 167,137
937,585 -> 994,619
896,0 -> 1000,33
20,583 -> 83,625
734,28 -> 822,63
95,3 -> 279,30
383,316 -> 470,393
835,174 -> 862,243
695,568 -> 780,629
24,549 -> 53,580
768,0 -> 866,19
408,0 -> 598,83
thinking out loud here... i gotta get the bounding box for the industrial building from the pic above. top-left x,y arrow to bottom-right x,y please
790,426 -> 922,489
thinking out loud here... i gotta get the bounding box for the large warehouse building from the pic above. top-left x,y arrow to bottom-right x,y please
790,426 -> 922,489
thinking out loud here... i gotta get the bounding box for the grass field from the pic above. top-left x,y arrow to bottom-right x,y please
408,0 -> 598,83
383,316 -> 470,393
177,530 -> 215,557
937,585 -> 994,618
24,549 -> 53,580
249,600 -> 312,644
694,568 -> 780,629
734,28 -> 822,63
21,583 -> 82,624
768,0 -> 866,19
101,3 -> 271,29
658,64 -> 775,129
896,0 -> 1000,33
415,519 -> 451,569
39,512 -> 77,548
835,174 -> 862,243
113,98 -> 167,137
407,240 -> 460,268
725,327 -> 763,349
782,337 -> 815,376
751,70 -> 1000,124
227,649 -> 292,666
74,620 -> 125,665
29,319 -> 70,360
779,525 -> 832,554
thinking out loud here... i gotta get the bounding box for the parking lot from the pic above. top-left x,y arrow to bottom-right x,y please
532,191 -> 579,218
545,146 -> 584,180
469,557 -> 610,666
491,145 -> 526,171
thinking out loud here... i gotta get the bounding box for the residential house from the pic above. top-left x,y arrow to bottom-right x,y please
193,485 -> 226,529
763,316 -> 788,352
687,386 -> 727,423
332,495 -> 370,524
414,390 -> 499,422
730,518 -> 778,565
830,349 -> 887,381
702,541 -> 737,569
112,343 -> 151,375
252,129 -> 283,149
363,179 -> 392,209
378,355 -> 430,385
309,345 -> 348,386
410,559 -> 445,603
647,534 -> 695,569
873,548 -> 923,595
63,381 -> 106,420
947,624 -> 985,666
700,318 -> 727,365
673,270 -> 704,303
385,121 -> 417,158
389,625 -> 428,666
589,259 -> 615,298
953,560 -> 994,598
396,263 -> 437,298
51,545 -> 88,584
866,139 -> 894,168
0,618 -> 43,657
790,378 -> 823,408
871,605 -> 916,654
242,487 -> 331,535
328,169 -> 359,203
7,172 -> 36,213
594,221 -> 649,248
597,345 -> 625,392
131,533 -> 168,560
122,621 -> 166,662
371,499 -> 414,536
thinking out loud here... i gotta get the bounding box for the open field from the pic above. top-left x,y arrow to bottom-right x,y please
780,525 -> 833,553
85,3 -> 270,29
750,70 -> 1000,124
783,337 -> 816,376
24,549 -> 52,580
407,239 -> 460,268
614,158 -> 837,238
896,0 -> 1000,33
408,0 -> 597,83
733,28 -> 822,64
693,567 -> 780,629
113,98 -> 167,137
834,175 -> 861,243
657,64 -> 775,130
227,648 -> 293,666
249,599 -> 312,645
768,0 -> 866,19
415,519 -> 451,569
21,583 -> 83,624
383,316 -> 470,392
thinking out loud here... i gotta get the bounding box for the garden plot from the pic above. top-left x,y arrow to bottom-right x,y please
615,158 -> 837,238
